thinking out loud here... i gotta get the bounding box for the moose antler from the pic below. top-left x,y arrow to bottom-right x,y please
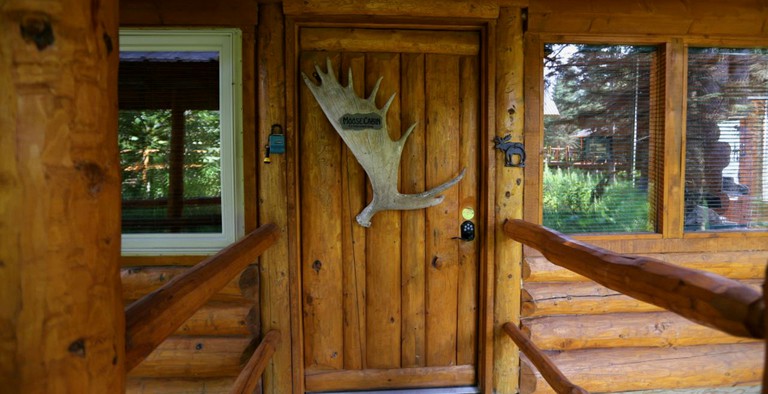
302,58 -> 465,227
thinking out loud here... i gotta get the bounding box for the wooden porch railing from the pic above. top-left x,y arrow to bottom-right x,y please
502,219 -> 766,394
124,223 -> 281,383
231,329 -> 281,394
502,322 -> 587,394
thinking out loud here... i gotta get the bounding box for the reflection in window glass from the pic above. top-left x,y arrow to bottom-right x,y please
686,48 -> 768,231
542,44 -> 661,234
119,51 -> 222,234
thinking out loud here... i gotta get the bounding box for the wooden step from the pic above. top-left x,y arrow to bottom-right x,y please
520,342 -> 763,393
522,311 -> 760,350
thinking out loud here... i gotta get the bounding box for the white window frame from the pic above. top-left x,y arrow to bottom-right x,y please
119,28 -> 244,255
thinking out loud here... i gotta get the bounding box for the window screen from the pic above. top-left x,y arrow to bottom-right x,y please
542,44 -> 662,234
119,51 -> 222,234
686,48 -> 768,231
119,29 -> 242,255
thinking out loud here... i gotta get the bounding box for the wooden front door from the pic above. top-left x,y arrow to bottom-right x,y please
297,27 -> 482,392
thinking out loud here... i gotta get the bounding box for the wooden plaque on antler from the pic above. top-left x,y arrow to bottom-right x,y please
302,58 -> 465,227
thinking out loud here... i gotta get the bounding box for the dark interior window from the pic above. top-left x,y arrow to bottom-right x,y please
118,51 -> 222,234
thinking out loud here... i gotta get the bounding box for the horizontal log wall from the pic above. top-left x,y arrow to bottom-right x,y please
123,261 -> 260,387
521,249 -> 768,393
527,0 -> 768,38
522,1 -> 768,392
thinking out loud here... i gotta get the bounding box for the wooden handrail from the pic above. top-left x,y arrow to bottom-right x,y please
504,219 -> 764,339
503,322 -> 589,394
230,330 -> 281,394
124,223 -> 280,371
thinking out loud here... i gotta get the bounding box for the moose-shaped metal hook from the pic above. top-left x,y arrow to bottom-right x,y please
494,135 -> 526,168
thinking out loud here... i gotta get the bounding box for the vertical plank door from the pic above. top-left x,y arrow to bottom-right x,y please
297,27 -> 482,392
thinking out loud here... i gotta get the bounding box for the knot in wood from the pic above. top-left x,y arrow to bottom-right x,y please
20,14 -> 54,51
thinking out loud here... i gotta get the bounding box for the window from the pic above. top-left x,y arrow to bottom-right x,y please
542,44 -> 662,234
119,29 -> 243,254
685,48 -> 768,232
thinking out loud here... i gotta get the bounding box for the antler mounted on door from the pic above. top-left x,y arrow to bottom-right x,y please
302,58 -> 465,227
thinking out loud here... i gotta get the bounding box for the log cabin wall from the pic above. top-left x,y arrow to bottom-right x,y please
117,1 -> 528,393
522,0 -> 768,392
119,1 -> 262,392
112,0 -> 768,393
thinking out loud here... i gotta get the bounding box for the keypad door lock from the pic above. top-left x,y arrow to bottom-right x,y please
459,220 -> 475,242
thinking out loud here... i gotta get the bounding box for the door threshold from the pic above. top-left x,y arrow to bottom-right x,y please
308,387 -> 480,394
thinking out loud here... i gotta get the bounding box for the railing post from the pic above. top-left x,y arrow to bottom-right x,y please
231,330 -> 281,394
503,323 -> 589,394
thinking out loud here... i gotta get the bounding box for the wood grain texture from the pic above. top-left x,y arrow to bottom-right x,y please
506,220 -> 765,338
0,0 -> 123,391
339,52 -> 368,371
284,0 -> 498,19
172,302 -> 254,336
523,312 -> 761,351
121,255 -> 208,267
231,330 -> 281,394
241,25 -> 258,234
457,55 -> 480,367
661,39 -> 685,238
284,16 -> 304,394
425,53 -> 461,367
120,0 -> 258,26
527,0 -> 768,37
299,51 -> 344,370
124,224 -> 279,371
364,53 -> 403,369
305,365 -> 475,392
493,7 -> 525,393
300,28 -> 480,56
523,280 -> 764,317
126,377 -> 235,394
524,251 -> 768,283
121,266 -> 254,303
129,337 -> 252,378
256,4 -> 294,393
520,342 -> 763,394
522,281 -> 662,317
502,323 -> 588,394
400,52 -> 427,369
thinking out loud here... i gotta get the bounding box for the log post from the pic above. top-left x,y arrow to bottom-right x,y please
493,6 -> 525,393
257,3 -> 296,394
0,0 -> 123,392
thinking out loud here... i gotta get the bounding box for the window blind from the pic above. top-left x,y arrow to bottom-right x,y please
686,48 -> 768,231
118,51 -> 223,234
542,44 -> 662,234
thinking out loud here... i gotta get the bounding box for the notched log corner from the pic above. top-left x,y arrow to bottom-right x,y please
20,14 -> 54,51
